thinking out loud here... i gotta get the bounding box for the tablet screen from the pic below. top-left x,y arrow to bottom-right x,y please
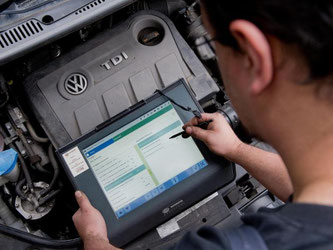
82,101 -> 208,218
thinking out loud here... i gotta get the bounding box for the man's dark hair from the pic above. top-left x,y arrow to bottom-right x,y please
201,0 -> 333,80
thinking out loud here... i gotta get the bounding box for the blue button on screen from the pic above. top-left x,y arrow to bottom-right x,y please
158,185 -> 166,192
152,189 -> 159,197
144,193 -> 152,201
171,176 -> 179,185
116,209 -> 124,217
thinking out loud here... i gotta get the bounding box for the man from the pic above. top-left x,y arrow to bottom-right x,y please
72,0 -> 333,249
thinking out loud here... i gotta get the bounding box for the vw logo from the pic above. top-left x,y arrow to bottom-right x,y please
64,73 -> 88,95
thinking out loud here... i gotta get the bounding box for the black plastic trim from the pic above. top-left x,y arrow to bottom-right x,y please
0,0 -> 136,65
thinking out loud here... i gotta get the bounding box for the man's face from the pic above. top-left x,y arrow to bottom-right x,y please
201,8 -> 257,134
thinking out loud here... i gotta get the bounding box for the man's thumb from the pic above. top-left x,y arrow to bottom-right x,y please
75,191 -> 92,211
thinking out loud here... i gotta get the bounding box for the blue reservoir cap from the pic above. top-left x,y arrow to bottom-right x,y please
0,149 -> 18,176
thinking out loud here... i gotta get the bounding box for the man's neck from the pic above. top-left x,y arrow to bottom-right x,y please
273,130 -> 333,206
258,77 -> 333,206
294,179 -> 333,206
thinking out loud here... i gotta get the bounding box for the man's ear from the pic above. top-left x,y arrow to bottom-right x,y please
229,20 -> 273,95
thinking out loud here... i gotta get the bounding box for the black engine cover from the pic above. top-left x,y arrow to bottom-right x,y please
24,11 -> 219,148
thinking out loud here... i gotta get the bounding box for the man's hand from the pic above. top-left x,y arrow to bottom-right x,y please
184,112 -> 242,160
72,191 -> 120,250
184,112 -> 293,201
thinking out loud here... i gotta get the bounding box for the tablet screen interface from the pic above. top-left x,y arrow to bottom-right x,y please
82,101 -> 208,218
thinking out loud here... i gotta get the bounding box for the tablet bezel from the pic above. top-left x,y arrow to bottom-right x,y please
57,79 -> 235,247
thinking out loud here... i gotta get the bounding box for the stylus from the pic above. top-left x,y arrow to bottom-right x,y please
169,120 -> 213,139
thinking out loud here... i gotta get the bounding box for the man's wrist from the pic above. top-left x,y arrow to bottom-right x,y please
224,141 -> 245,163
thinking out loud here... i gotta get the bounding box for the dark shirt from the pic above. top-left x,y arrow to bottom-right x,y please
172,203 -> 333,249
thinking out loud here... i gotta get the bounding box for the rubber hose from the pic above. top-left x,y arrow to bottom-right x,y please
17,152 -> 34,191
15,178 -> 27,200
39,145 -> 59,198
38,189 -> 61,207
26,122 -> 49,143
0,223 -> 82,248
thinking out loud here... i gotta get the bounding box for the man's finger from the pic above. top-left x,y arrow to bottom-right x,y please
183,117 -> 199,128
75,191 -> 93,212
184,113 -> 217,129
200,113 -> 218,121
185,126 -> 210,142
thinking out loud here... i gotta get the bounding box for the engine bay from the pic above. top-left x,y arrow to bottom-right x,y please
0,1 -> 282,249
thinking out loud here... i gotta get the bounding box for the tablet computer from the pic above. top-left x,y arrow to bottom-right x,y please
57,79 -> 235,247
